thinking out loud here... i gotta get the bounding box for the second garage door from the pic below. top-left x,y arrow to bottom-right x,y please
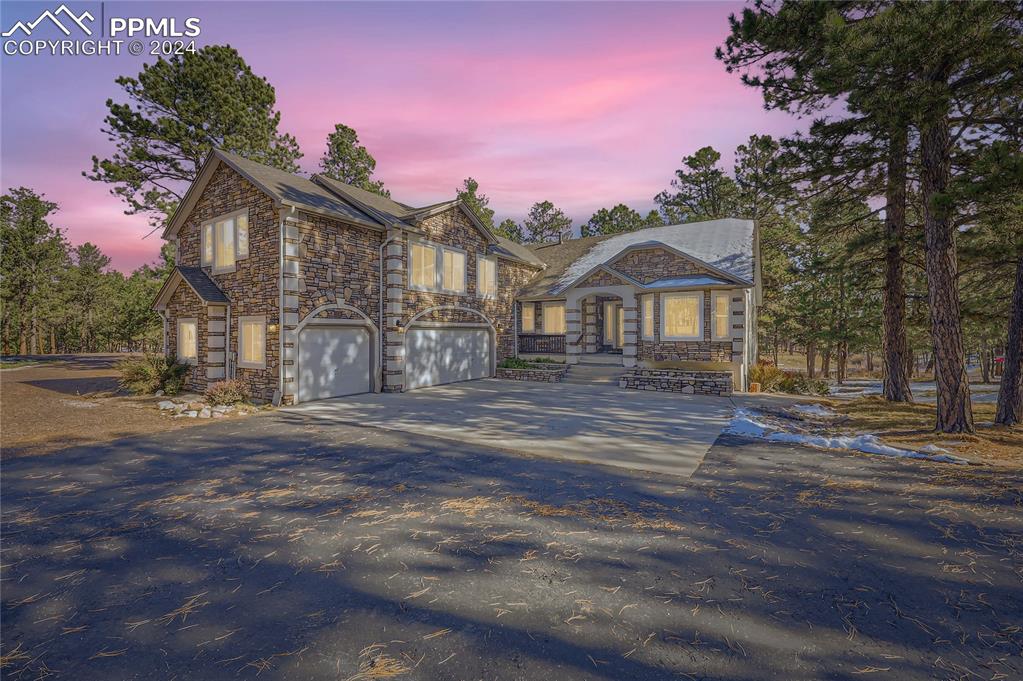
405,326 -> 491,390
297,326 -> 371,402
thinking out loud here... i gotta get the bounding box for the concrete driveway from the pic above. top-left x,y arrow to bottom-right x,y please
284,378 -> 732,477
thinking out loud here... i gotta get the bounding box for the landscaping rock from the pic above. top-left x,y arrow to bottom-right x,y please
157,400 -> 177,411
198,407 -> 212,418
182,410 -> 198,418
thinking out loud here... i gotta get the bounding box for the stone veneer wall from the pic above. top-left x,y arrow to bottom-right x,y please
619,368 -> 732,396
397,208 -> 538,363
166,282 -> 208,392
610,247 -> 711,283
173,164 -> 280,402
495,364 -> 568,382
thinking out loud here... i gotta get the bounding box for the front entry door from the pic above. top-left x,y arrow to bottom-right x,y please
602,301 -> 624,350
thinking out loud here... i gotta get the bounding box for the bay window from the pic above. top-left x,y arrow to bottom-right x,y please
712,292 -> 731,340
477,256 -> 497,298
201,209 -> 249,272
661,292 -> 702,340
238,316 -> 266,369
542,302 -> 566,334
177,318 -> 197,364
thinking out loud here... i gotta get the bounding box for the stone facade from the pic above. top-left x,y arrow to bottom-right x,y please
576,269 -> 628,288
495,364 -> 568,382
396,208 -> 537,363
610,247 -> 712,284
166,282 -> 208,392
619,368 -> 732,396
171,164 -> 280,401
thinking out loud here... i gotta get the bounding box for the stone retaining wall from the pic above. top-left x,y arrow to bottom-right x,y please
619,368 -> 732,396
496,364 -> 568,383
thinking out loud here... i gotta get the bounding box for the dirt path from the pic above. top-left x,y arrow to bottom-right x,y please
1,354 -> 205,458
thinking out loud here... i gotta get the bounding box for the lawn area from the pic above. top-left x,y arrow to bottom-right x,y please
832,396 -> 1021,467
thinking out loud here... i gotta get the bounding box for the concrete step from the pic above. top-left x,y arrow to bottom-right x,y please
563,364 -> 624,386
576,354 -> 624,366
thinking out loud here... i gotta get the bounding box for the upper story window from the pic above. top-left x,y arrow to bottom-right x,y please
521,303 -> 535,332
661,292 -> 703,340
477,256 -> 497,298
201,209 -> 249,273
712,292 -> 731,340
542,302 -> 566,335
409,238 -> 466,294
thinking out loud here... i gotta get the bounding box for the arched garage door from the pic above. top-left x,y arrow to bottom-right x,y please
405,325 -> 492,390
298,326 -> 371,402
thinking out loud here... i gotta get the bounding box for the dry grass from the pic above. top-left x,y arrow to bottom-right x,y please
832,397 -> 1022,467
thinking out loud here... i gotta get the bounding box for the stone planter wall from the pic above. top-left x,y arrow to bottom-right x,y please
496,364 -> 568,383
619,368 -> 732,396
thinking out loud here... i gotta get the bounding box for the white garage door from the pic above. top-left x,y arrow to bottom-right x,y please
406,326 -> 491,390
298,326 -> 371,402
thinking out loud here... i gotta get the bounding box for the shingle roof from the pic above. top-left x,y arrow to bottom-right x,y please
518,219 -> 755,298
490,236 -> 545,268
177,267 -> 230,303
215,151 -> 380,226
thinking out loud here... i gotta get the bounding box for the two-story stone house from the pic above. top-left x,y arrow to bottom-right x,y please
154,150 -> 759,404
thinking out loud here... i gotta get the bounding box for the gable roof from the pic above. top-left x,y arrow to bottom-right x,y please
163,150 -> 542,269
153,266 -> 230,310
518,218 -> 755,298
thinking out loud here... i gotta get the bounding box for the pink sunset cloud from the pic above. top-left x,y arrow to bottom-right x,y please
1,1 -> 804,272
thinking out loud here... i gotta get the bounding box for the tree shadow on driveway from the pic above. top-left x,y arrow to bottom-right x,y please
1,410 -> 1020,680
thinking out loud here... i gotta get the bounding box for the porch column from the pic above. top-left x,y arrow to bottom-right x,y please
565,291 -> 583,364
621,290 -> 638,368
382,230 -> 406,392
583,296 -> 598,353
280,219 -> 301,404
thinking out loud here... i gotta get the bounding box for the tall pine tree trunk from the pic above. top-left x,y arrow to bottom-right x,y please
921,114 -> 974,433
995,252 -> 1023,426
806,342 -> 816,378
882,127 -> 914,402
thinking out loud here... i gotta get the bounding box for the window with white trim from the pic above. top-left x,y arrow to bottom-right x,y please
477,256 -> 497,298
238,316 -> 266,369
642,295 -> 655,339
177,318 -> 198,363
661,292 -> 703,340
410,242 -> 436,289
201,209 -> 249,272
442,249 -> 466,292
712,292 -> 731,340
542,302 -> 566,334
409,239 -> 467,294
521,303 -> 535,332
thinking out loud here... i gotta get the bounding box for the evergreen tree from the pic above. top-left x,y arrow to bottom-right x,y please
523,201 -> 573,243
494,218 -> 525,243
581,204 -> 645,237
319,124 -> 389,196
456,178 -> 493,228
88,45 -> 303,225
655,146 -> 738,224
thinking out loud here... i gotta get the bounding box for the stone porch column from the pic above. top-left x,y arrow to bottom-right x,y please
622,291 -> 638,368
206,304 -> 226,380
382,230 -> 406,392
582,296 -> 598,354
565,292 -> 583,364
280,219 -> 301,404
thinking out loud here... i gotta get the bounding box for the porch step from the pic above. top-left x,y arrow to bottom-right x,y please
563,364 -> 624,386
577,354 -> 624,366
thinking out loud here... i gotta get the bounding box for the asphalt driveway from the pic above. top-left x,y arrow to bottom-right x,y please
284,378 -> 732,477
2,408 -> 1020,681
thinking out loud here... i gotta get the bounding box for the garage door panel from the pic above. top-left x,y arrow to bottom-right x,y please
298,327 -> 371,401
406,327 -> 490,390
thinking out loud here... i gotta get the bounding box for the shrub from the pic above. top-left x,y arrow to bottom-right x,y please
498,357 -> 533,369
750,360 -> 785,392
530,356 -> 565,364
777,372 -> 830,396
204,379 -> 248,405
117,354 -> 191,396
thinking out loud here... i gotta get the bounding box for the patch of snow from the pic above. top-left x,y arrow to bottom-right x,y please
553,219 -> 754,293
724,408 -> 968,465
791,403 -> 836,417
644,275 -> 731,289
